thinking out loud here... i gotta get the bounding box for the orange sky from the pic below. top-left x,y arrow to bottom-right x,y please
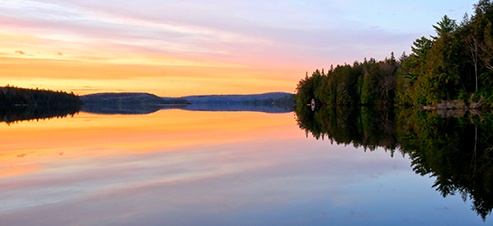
0,56 -> 298,96
0,1 -> 475,96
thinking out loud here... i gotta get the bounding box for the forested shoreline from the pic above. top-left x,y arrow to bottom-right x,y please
0,85 -> 81,107
0,85 -> 82,124
296,0 -> 493,109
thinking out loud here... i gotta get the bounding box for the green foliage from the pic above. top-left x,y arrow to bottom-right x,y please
432,15 -> 458,39
397,0 -> 493,106
360,69 -> 377,104
296,58 -> 399,107
295,70 -> 324,107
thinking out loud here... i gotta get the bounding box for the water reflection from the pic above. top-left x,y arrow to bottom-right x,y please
0,105 -> 80,125
0,109 -> 491,225
296,106 -> 493,220
81,102 -> 293,115
0,98 -> 292,124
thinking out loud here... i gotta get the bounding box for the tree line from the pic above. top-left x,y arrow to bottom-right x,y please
296,0 -> 493,108
0,85 -> 82,124
0,85 -> 81,107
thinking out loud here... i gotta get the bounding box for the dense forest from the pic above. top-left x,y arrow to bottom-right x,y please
0,85 -> 82,124
296,0 -> 493,108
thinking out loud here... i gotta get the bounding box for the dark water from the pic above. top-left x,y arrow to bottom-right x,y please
0,107 -> 491,225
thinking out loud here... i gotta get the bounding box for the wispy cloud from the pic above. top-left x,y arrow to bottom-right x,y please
14,50 -> 26,55
0,0 -> 477,65
0,0 -> 479,95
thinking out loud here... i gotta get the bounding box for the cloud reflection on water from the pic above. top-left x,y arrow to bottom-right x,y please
0,110 -> 487,225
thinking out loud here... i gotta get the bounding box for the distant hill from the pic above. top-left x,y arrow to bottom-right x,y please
181,92 -> 294,113
80,92 -> 294,114
81,92 -> 189,105
0,88 -> 294,118
181,92 -> 293,104
81,93 -> 188,114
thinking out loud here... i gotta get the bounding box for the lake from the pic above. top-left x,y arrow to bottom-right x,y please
0,108 -> 491,225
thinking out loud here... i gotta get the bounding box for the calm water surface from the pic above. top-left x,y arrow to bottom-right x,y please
0,110 -> 490,225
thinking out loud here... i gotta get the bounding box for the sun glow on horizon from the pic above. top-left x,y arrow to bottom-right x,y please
0,0 -> 476,95
0,55 -> 299,96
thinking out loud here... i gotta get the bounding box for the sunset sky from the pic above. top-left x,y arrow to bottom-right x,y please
0,0 -> 476,96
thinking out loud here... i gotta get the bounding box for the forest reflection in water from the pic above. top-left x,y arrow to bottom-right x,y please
0,104 -> 80,125
296,105 -> 493,220
0,101 -> 292,125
